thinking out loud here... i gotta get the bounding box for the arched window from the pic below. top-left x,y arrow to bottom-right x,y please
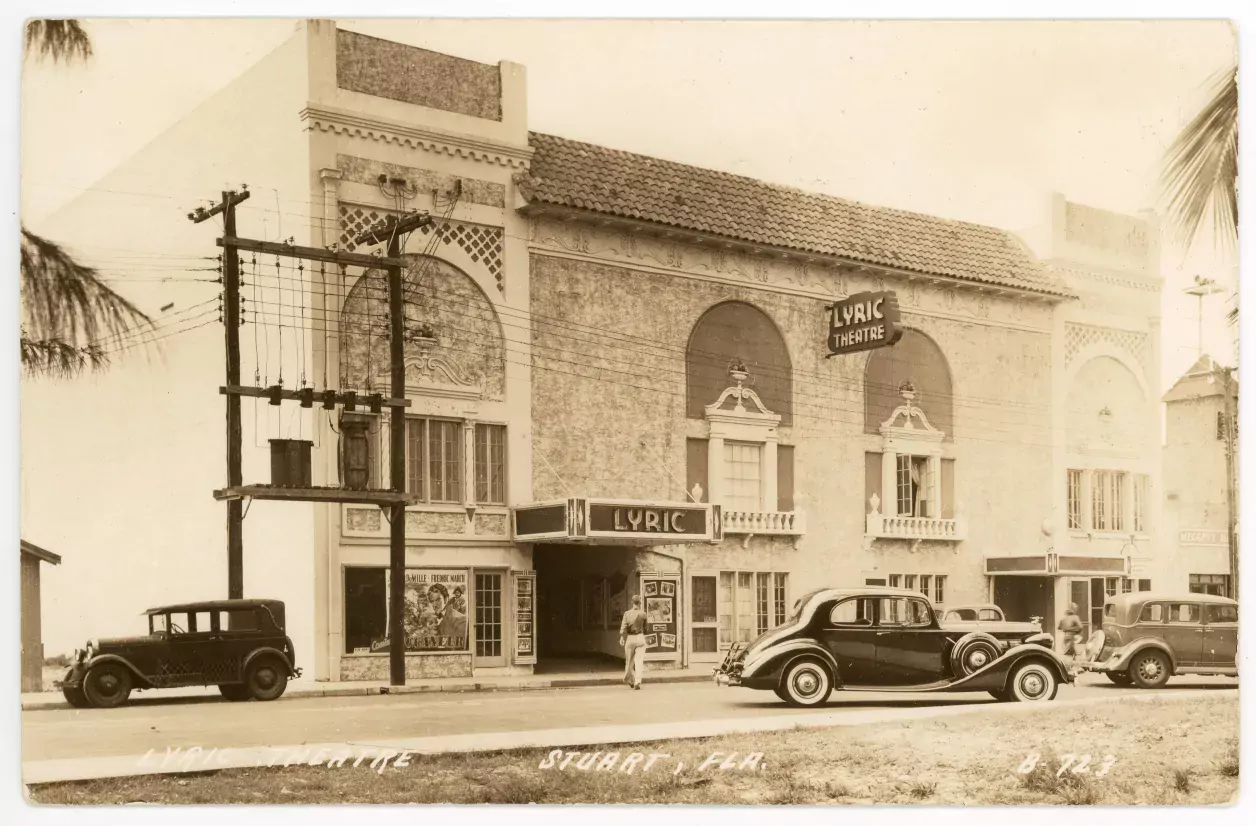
862,329 -> 963,543
686,302 -> 792,426
864,329 -> 953,438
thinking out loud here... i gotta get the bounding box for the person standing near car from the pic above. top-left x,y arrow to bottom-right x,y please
1058,603 -> 1084,662
619,595 -> 648,690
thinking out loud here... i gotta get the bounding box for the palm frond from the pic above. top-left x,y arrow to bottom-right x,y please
24,20 -> 93,64
20,335 -> 108,378
20,228 -> 153,377
1161,65 -> 1239,251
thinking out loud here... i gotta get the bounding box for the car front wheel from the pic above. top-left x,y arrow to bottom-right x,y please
1128,651 -> 1170,689
83,663 -> 133,709
779,658 -> 832,707
245,657 -> 289,701
62,685 -> 91,709
1006,660 -> 1059,702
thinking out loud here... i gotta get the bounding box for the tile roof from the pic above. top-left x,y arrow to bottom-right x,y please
521,132 -> 1071,296
1162,354 -> 1238,402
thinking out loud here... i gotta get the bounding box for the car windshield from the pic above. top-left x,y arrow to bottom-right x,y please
150,613 -> 168,635
977,609 -> 1002,621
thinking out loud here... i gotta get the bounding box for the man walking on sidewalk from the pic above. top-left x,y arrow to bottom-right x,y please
619,595 -> 648,690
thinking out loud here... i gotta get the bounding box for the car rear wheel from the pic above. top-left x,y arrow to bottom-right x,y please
62,685 -> 91,709
1105,672 -> 1132,686
780,658 -> 832,707
245,657 -> 288,701
83,663 -> 133,709
218,683 -> 251,702
1128,650 -> 1170,689
1006,660 -> 1058,702
773,685 -> 791,702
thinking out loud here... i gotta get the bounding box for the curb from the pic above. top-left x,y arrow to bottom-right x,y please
22,672 -> 712,711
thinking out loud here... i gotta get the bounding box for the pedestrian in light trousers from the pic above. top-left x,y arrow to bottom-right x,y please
619,595 -> 648,690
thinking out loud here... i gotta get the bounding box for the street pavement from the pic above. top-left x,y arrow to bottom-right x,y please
23,673 -> 1237,767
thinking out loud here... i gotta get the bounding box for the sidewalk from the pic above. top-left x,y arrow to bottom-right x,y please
22,666 -> 714,711
22,686 -> 1235,784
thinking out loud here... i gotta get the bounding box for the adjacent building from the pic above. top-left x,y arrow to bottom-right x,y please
1162,355 -> 1239,598
21,540 -> 62,692
34,21 -> 1171,681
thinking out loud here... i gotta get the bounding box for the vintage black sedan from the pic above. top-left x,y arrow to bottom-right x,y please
60,599 -> 302,709
713,586 -> 1071,706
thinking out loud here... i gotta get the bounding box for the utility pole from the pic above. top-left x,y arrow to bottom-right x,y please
190,188 -> 251,598
355,212 -> 431,685
1221,366 -> 1238,600
1185,276 -> 1225,360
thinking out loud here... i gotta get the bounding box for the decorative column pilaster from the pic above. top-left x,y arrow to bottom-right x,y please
763,433 -> 779,512
707,434 -> 725,508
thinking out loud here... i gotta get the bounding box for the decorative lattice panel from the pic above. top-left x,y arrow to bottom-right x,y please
338,205 -> 504,291
1065,323 -> 1149,370
338,205 -> 394,253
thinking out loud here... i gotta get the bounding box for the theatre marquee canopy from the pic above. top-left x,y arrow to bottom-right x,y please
513,498 -> 723,545
984,553 -> 1130,577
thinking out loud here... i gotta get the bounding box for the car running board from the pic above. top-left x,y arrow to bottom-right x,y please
841,680 -> 956,692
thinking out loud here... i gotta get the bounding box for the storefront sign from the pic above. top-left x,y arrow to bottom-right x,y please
640,576 -> 678,654
513,498 -> 721,545
1180,529 -> 1228,546
826,291 -> 903,356
378,569 -> 470,652
513,571 -> 537,665
513,501 -> 570,541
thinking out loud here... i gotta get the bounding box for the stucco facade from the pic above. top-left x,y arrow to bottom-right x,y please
31,21 -> 1169,680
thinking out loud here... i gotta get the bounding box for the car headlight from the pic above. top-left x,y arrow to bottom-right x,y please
72,648 -> 84,663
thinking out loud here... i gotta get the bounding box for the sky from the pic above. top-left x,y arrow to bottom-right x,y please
16,15 -> 1241,653
22,17 -> 1239,373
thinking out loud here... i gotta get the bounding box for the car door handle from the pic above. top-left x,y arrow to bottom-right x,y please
876,631 -> 891,636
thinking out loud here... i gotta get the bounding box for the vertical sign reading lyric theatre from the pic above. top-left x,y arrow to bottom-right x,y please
827,291 -> 904,356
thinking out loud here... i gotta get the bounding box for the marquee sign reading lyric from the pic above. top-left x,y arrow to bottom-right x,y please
826,290 -> 904,356
513,498 -> 722,545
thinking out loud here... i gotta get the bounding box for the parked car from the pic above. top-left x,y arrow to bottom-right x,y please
60,599 -> 302,709
938,603 -> 1045,638
1076,592 -> 1238,688
713,586 -> 1071,706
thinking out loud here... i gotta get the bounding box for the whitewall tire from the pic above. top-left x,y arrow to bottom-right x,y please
1007,660 -> 1059,702
780,659 -> 832,707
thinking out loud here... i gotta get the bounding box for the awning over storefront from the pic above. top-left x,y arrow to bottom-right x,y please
512,498 -> 722,546
985,553 -> 1130,577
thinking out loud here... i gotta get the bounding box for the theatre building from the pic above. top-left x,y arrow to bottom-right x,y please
40,21 -> 1166,681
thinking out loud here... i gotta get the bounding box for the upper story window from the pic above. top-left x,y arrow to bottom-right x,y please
340,413 -> 507,506
1068,469 -> 1148,534
723,441 -> 764,512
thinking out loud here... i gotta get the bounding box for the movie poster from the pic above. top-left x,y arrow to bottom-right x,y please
513,571 -> 537,665
377,569 -> 470,652
640,576 -> 678,653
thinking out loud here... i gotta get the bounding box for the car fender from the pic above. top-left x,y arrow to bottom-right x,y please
741,640 -> 841,687
82,654 -> 154,689
241,647 -> 296,680
1108,639 -> 1176,673
941,644 -> 1073,693
1025,631 -> 1054,648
